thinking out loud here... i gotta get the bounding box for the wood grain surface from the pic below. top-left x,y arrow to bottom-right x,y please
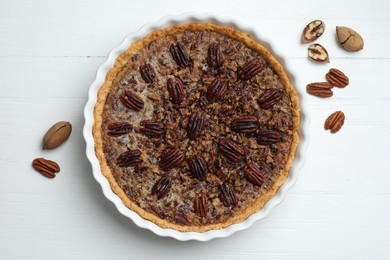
1,0 -> 389,259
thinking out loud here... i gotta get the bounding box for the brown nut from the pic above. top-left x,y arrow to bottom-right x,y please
336,26 -> 364,52
324,111 -> 345,133
308,43 -> 329,63
301,20 -> 325,43
326,68 -> 349,88
306,82 -> 333,98
42,121 -> 72,149
32,158 -> 60,178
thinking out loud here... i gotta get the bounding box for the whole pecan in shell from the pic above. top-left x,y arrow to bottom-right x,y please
231,115 -> 258,133
187,112 -> 205,140
159,148 -> 185,171
151,177 -> 172,200
206,78 -> 228,102
116,150 -> 142,167
119,91 -> 144,111
243,162 -> 264,187
32,158 -> 60,179
194,193 -> 208,217
167,77 -> 185,105
324,111 -> 345,133
257,130 -> 282,144
258,89 -> 282,109
169,43 -> 190,68
306,82 -> 333,98
107,122 -> 133,137
237,58 -> 264,81
207,43 -> 223,68
188,155 -> 208,181
139,120 -> 165,138
326,68 -> 349,88
139,63 -> 156,83
219,182 -> 237,207
219,139 -> 245,163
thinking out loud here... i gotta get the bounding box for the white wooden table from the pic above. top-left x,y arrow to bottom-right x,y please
1,0 -> 389,259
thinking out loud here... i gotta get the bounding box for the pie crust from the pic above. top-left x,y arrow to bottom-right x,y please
93,23 -> 300,232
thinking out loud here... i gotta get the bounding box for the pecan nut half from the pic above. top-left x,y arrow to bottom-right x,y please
119,91 -> 144,111
207,78 -> 228,102
194,193 -> 208,217
243,163 -> 264,187
159,148 -> 185,171
324,111 -> 345,133
169,43 -> 190,68
257,130 -> 282,144
231,115 -> 258,133
207,43 -> 223,68
258,89 -> 282,109
219,139 -> 245,163
116,150 -> 142,167
187,112 -> 205,140
306,82 -> 333,98
139,120 -> 165,138
167,77 -> 185,105
237,58 -> 264,81
151,176 -> 172,200
326,68 -> 349,88
139,63 -> 156,83
301,20 -> 325,43
32,158 -> 60,179
107,122 -> 133,137
219,182 -> 237,207
188,155 -> 208,181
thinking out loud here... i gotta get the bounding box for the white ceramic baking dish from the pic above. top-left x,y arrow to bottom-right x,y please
83,12 -> 309,241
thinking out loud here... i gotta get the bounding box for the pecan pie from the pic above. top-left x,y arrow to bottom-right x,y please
93,23 -> 300,232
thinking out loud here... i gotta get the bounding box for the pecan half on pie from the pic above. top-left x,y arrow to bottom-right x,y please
93,23 -> 300,232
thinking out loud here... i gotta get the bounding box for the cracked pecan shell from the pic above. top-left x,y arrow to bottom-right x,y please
116,150 -> 142,167
219,139 -> 245,163
167,77 -> 185,105
119,91 -> 144,111
194,193 -> 208,217
207,43 -> 222,68
219,182 -> 237,207
139,120 -> 165,138
237,58 -> 264,81
169,43 -> 190,68
207,78 -> 228,102
139,63 -> 156,83
258,89 -> 282,109
159,148 -> 185,171
151,176 -> 172,200
107,122 -> 133,137
188,155 -> 208,181
231,115 -> 258,133
187,112 -> 205,140
243,162 -> 264,187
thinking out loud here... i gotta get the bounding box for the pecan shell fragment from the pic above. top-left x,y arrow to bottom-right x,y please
187,112 -> 205,140
258,89 -> 282,109
169,43 -> 190,68
207,43 -> 223,68
219,182 -> 237,207
207,78 -> 228,102
32,158 -> 60,179
139,63 -> 156,83
243,163 -> 264,187
306,82 -> 333,98
188,155 -> 208,181
237,58 -> 264,81
231,115 -> 258,133
219,139 -> 245,163
116,150 -> 142,167
194,194 -> 208,217
107,122 -> 133,137
324,111 -> 345,133
326,68 -> 349,88
151,177 -> 172,200
139,120 -> 165,138
167,77 -> 185,105
159,148 -> 185,171
119,91 -> 144,111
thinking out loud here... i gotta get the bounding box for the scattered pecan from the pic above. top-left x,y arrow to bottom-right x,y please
169,43 -> 190,68
219,182 -> 237,207
159,148 -> 185,170
243,163 -> 264,187
188,155 -> 208,181
219,139 -> 245,163
231,115 -> 258,133
139,63 -> 156,83
187,112 -> 205,140
139,120 -> 165,138
207,78 -> 228,102
194,193 -> 208,217
306,82 -> 333,98
116,150 -> 142,167
324,111 -> 345,133
207,43 -> 223,68
151,176 -> 172,200
32,158 -> 60,179
107,122 -> 132,137
308,43 -> 329,63
167,77 -> 185,104
119,91 -> 144,111
258,89 -> 282,109
257,130 -> 282,144
237,58 -> 264,81
301,20 -> 325,43
326,68 -> 349,88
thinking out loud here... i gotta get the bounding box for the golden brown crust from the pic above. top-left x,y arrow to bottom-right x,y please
93,23 -> 300,232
